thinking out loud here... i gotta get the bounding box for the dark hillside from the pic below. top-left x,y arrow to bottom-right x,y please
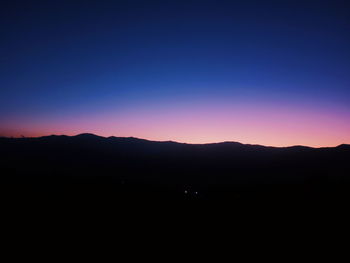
1,135 -> 349,205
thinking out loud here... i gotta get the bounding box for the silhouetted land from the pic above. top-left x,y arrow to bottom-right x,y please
1,134 -> 349,207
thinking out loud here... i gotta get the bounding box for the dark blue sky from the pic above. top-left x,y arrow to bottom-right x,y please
1,0 -> 349,146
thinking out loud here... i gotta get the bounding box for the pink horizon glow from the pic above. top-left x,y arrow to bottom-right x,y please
1,101 -> 349,148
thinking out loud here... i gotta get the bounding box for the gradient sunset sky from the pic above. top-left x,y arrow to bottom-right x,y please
1,0 -> 349,147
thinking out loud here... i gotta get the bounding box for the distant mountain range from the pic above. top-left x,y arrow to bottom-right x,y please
1,133 -> 349,203
4,132 -> 349,148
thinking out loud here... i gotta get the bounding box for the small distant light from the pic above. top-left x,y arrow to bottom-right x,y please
184,190 -> 188,194
195,192 -> 198,195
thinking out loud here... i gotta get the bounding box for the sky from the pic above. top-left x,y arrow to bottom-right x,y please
1,0 -> 349,147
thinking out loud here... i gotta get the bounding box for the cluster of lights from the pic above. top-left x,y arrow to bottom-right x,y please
184,190 -> 198,195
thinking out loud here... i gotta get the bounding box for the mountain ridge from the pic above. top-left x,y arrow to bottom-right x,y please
1,132 -> 349,202
1,133 -> 348,150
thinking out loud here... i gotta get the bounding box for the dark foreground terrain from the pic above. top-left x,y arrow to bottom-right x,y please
1,133 -> 349,207
2,134 -> 348,263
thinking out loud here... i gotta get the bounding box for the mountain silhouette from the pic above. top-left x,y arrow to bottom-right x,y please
1,134 -> 349,205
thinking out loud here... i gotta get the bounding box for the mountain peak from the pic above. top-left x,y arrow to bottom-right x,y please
75,133 -> 104,139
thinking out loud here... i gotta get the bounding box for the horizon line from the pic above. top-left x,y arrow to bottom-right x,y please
1,133 -> 349,149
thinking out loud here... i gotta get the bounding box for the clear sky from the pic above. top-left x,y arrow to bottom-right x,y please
1,0 -> 349,147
